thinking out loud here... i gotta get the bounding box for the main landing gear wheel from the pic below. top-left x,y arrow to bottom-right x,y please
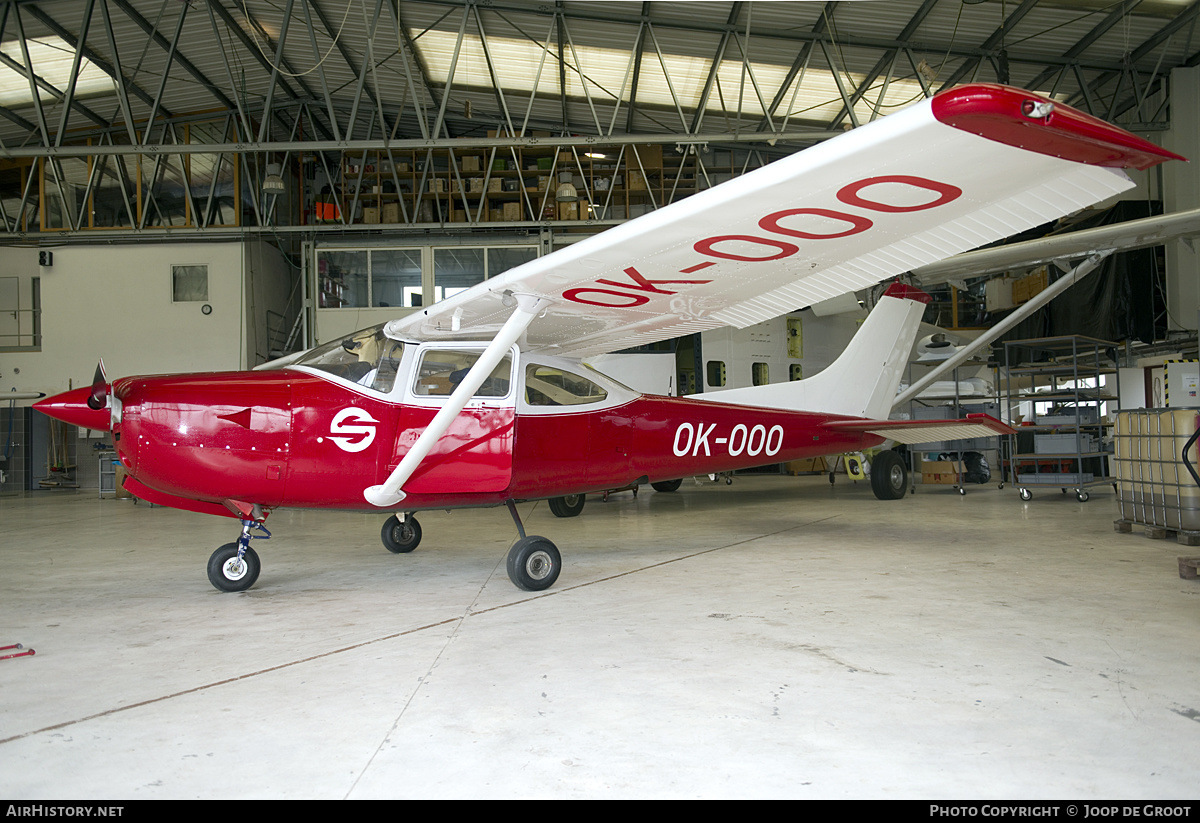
870,450 -> 908,501
548,494 -> 585,518
651,478 -> 683,493
381,514 -> 422,553
506,536 -> 561,591
207,543 -> 261,592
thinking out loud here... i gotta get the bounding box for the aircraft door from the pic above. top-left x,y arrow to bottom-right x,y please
391,346 -> 516,494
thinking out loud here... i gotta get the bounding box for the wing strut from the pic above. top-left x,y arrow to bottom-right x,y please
364,294 -> 550,508
893,251 -> 1112,408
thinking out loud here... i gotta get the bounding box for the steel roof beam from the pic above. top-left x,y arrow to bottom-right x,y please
23,0 -> 167,122
0,127 -> 837,160
202,0 -> 333,142
1022,0 -> 1144,92
108,0 -> 238,114
937,0 -> 1042,92
830,0 -> 937,130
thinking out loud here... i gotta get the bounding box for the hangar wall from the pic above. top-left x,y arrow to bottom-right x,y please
0,240 -> 295,399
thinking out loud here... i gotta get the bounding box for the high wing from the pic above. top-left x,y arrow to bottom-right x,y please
912,205 -> 1200,285
387,84 -> 1180,358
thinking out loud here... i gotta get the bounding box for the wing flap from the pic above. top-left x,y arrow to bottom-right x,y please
827,413 -> 1015,446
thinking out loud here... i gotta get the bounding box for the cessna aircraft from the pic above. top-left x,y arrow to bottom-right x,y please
35,84 -> 1183,594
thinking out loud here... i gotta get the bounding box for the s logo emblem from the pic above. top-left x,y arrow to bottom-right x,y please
329,408 -> 379,453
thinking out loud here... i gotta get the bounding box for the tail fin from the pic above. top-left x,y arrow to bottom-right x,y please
694,283 -> 929,419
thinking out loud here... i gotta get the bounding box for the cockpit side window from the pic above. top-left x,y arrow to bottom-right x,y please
524,364 -> 609,406
413,349 -> 512,398
286,325 -> 405,393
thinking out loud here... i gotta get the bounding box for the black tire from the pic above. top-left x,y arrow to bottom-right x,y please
651,478 -> 683,493
381,514 -> 422,553
207,543 -> 261,592
506,536 -> 561,591
548,494 -> 585,518
870,450 -> 908,500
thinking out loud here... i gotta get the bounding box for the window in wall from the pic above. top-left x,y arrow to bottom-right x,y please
317,244 -> 538,308
707,360 -> 726,387
752,362 -> 769,386
172,265 -> 209,302
0,275 -> 40,351
317,250 -> 368,308
372,249 -> 422,308
433,247 -> 484,303
433,245 -> 537,302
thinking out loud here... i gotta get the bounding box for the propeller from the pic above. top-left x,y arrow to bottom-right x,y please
86,359 -> 108,411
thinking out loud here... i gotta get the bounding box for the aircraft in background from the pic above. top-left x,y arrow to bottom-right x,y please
35,84 -> 1182,593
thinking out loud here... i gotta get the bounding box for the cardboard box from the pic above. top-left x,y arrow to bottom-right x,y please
382,203 -> 400,224
488,178 -> 502,192
451,209 -> 466,223
361,206 -> 380,224
1013,268 -> 1048,304
627,170 -> 647,190
921,460 -> 962,484
461,155 -> 480,172
557,201 -> 578,220
502,201 -> 522,221
631,144 -> 662,166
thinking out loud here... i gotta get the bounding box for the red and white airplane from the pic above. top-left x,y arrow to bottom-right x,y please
35,85 -> 1181,593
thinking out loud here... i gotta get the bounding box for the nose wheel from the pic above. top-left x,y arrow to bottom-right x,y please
208,543 -> 262,592
207,518 -> 270,592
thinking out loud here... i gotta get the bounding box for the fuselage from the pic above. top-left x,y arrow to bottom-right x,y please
37,338 -> 882,518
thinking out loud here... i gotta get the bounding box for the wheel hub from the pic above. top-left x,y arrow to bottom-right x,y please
526,550 -> 552,580
222,557 -> 248,581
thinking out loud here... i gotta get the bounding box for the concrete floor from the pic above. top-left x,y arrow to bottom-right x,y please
1,474 -> 1198,799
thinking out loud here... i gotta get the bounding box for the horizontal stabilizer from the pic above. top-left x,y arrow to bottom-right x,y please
827,413 -> 1015,446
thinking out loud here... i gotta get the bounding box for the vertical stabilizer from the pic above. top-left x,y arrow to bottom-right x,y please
694,283 -> 930,419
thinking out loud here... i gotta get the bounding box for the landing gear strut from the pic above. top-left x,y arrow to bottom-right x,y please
207,519 -> 270,592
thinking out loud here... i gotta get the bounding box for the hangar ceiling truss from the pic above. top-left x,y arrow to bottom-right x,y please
0,0 -> 1195,237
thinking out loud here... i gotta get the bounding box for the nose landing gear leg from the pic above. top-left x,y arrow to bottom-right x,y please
207,519 -> 271,592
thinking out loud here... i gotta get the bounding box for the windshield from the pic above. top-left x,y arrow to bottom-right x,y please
287,325 -> 405,393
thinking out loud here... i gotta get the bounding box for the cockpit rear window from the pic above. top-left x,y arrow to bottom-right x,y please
524,364 -> 609,406
288,325 -> 405,393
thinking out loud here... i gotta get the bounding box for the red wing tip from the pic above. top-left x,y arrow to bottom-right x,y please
882,282 -> 932,304
932,83 -> 1185,170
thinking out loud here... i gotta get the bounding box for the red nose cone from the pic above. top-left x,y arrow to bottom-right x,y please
34,387 -> 113,431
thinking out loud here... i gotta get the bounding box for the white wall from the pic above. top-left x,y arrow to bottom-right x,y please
0,240 -> 293,398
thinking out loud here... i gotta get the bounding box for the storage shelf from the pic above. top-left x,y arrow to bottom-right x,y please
1003,335 -> 1119,500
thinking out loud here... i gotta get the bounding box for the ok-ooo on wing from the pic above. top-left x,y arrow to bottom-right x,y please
387,84 -> 1181,357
